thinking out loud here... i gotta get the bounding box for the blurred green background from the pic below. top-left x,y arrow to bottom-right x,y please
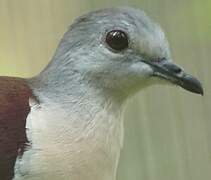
0,0 -> 210,180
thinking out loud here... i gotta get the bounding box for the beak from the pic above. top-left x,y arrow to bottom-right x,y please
143,60 -> 204,95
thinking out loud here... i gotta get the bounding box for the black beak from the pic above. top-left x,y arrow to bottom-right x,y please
144,60 -> 204,95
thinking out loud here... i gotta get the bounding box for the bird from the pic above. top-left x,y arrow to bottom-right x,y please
0,7 -> 203,180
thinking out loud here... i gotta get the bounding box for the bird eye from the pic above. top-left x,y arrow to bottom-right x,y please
105,30 -> 129,51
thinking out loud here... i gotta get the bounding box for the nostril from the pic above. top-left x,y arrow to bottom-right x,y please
173,66 -> 182,74
164,63 -> 182,74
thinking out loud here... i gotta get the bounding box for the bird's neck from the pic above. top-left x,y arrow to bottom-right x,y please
29,71 -> 127,148
27,74 -> 127,180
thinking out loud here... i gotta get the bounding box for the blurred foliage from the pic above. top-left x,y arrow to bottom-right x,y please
0,0 -> 210,180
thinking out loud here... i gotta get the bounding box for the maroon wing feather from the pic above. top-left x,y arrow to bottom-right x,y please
0,77 -> 32,180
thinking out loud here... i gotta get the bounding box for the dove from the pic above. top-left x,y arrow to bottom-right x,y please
0,7 -> 203,180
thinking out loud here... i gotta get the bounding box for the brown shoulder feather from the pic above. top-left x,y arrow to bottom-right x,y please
0,77 -> 32,180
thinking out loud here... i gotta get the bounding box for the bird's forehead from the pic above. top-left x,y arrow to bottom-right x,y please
135,23 -> 170,59
112,7 -> 170,59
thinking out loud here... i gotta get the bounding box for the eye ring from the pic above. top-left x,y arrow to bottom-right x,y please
105,30 -> 129,51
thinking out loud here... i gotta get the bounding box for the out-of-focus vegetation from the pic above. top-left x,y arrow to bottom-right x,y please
0,0 -> 210,180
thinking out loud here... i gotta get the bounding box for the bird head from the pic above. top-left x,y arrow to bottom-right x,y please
48,7 -> 203,99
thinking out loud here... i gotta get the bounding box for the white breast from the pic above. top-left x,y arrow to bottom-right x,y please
14,100 -> 124,180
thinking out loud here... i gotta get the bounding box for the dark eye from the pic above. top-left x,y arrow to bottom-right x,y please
105,30 -> 129,51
